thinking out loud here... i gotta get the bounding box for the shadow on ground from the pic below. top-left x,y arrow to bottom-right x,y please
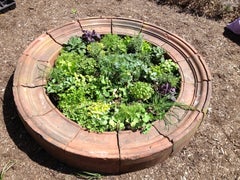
223,27 -> 240,46
2,75 -> 80,176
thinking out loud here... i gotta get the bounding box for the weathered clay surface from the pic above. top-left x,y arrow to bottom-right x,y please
13,17 -> 212,174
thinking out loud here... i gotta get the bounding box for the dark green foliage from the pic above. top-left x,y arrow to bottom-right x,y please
62,36 -> 86,55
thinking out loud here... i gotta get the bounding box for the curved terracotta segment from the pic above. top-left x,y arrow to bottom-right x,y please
22,34 -> 49,56
22,33 -> 62,63
78,17 -> 112,34
194,81 -> 212,112
112,18 -> 144,36
13,17 -> 212,174
165,32 -> 198,55
118,128 -> 172,173
153,108 -> 193,138
13,55 -> 49,87
13,86 -> 54,118
47,21 -> 83,45
187,55 -> 209,82
171,112 -> 204,155
153,111 -> 204,155
201,81 -> 212,113
65,131 -> 119,174
141,23 -> 173,48
13,34 -> 61,87
177,81 -> 196,105
31,109 -> 80,145
161,43 -> 209,83
177,60 -> 195,84
19,116 -> 67,164
159,43 -> 186,62
191,54 -> 212,81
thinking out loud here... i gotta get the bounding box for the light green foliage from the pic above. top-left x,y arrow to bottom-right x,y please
114,103 -> 152,133
45,33 -> 181,133
87,102 -> 111,119
85,102 -> 112,132
46,51 -> 97,94
149,59 -> 180,87
101,34 -> 127,54
86,42 -> 105,57
78,57 -> 97,75
128,82 -> 154,101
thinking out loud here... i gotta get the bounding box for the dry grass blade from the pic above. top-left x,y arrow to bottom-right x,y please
0,161 -> 16,180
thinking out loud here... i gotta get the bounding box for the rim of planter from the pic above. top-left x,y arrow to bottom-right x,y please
13,17 -> 212,174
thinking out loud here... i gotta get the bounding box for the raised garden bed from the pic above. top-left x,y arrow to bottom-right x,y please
13,17 -> 212,174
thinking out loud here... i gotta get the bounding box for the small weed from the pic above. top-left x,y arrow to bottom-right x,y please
71,8 -> 78,15
76,171 -> 102,179
223,4 -> 232,12
0,161 -> 16,180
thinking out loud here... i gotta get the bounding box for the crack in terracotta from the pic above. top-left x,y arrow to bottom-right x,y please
20,84 -> 45,88
153,125 -> 174,154
46,31 -> 63,46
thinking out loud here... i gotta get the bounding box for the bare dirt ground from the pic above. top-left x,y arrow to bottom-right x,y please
0,0 -> 239,179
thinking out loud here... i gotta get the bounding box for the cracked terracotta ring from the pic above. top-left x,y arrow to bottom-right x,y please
13,17 -> 212,174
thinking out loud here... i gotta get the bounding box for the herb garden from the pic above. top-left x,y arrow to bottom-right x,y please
46,30 -> 181,133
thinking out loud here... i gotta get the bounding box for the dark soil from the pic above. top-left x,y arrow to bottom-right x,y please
0,0 -> 239,179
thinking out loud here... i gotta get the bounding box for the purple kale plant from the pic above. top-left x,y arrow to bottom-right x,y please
82,30 -> 101,43
157,82 -> 177,101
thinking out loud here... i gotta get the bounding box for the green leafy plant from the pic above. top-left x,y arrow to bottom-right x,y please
46,31 -> 182,133
62,36 -> 86,55
128,82 -> 154,101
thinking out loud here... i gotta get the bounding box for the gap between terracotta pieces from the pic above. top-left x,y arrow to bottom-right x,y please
196,80 -> 212,115
153,125 -> 174,154
46,31 -> 64,46
78,17 -> 145,35
31,108 -> 55,118
19,84 -> 45,89
116,132 -> 122,174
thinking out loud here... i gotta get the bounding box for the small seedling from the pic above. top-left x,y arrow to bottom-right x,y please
71,8 -> 78,15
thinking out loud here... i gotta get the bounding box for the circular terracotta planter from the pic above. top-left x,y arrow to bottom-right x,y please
13,17 -> 212,174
